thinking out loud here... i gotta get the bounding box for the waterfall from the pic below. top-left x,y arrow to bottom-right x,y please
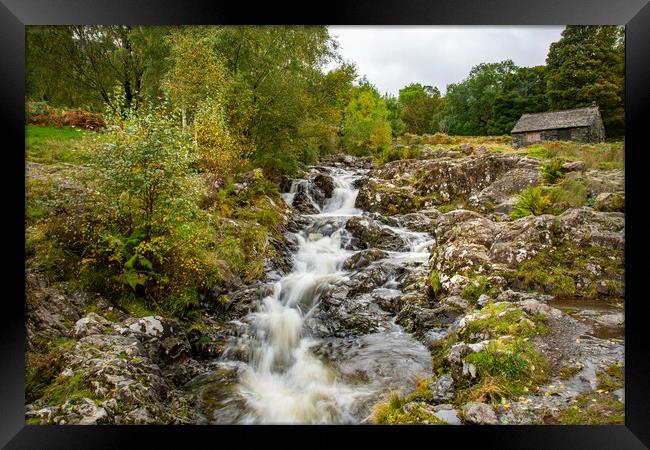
209,165 -> 432,424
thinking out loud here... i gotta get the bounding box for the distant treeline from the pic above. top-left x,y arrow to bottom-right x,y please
27,25 -> 625,176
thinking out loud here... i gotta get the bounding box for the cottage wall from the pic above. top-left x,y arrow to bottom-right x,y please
590,117 -> 606,142
512,126 -> 598,147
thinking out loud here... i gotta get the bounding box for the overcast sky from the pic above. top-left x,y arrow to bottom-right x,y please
327,26 -> 565,96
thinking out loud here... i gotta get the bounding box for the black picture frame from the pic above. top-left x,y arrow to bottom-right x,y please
2,0 -> 649,448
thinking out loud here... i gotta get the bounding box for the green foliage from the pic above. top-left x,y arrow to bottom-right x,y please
511,186 -> 552,219
541,158 -> 567,184
342,82 -> 392,156
27,26 -> 171,112
26,125 -> 95,165
70,106 -> 224,313
508,244 -> 624,298
549,178 -> 589,212
555,391 -> 624,424
546,26 -> 625,138
488,66 -> 548,134
461,275 -> 498,303
398,83 -> 445,135
458,338 -> 549,405
429,269 -> 442,297
371,392 -> 447,425
443,60 -> 517,136
383,94 -> 406,136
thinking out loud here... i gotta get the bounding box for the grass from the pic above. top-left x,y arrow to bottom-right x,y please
370,392 -> 448,425
461,275 -> 499,303
555,364 -> 624,424
25,338 -> 77,404
511,178 -> 591,219
457,337 -> 549,405
26,124 -> 96,164
508,243 -> 624,298
514,140 -> 624,170
429,269 -> 442,297
460,302 -> 548,341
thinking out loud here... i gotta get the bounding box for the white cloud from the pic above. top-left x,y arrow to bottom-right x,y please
326,26 -> 564,96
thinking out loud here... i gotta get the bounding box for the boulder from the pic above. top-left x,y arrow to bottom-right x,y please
428,374 -> 455,403
594,192 -> 625,213
517,299 -> 562,320
342,248 -> 388,270
462,402 -> 499,425
313,173 -> 335,198
345,216 -> 406,251
595,312 -> 624,328
74,313 -> 112,338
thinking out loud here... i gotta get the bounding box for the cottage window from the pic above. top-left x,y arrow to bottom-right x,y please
558,129 -> 571,140
526,131 -> 541,143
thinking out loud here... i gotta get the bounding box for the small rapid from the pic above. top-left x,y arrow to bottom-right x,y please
201,164 -> 433,424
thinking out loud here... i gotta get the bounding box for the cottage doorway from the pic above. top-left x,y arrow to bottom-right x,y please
526,131 -> 541,143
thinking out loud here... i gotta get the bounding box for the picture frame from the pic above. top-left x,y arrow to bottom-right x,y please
2,0 -> 648,447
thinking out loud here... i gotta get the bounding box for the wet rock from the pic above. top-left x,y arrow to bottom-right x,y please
462,402 -> 499,425
595,313 -> 624,328
292,186 -> 320,214
395,211 -> 440,233
432,404 -> 462,425
345,216 -> 406,251
343,264 -> 402,297
313,173 -> 335,198
343,248 -> 388,270
396,304 -> 462,336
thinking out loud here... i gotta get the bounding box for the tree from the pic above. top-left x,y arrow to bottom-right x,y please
383,94 -> 406,137
398,83 -> 444,135
27,26 -> 172,113
488,65 -> 548,135
342,82 -> 392,155
211,25 -> 350,176
443,60 -> 517,135
162,27 -> 227,129
546,25 -> 625,137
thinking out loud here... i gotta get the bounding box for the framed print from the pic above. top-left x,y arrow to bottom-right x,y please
1,0 -> 649,448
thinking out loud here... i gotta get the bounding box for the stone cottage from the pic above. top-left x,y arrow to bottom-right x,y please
511,104 -> 606,148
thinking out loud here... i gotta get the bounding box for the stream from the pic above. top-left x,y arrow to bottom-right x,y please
186,162 -> 435,424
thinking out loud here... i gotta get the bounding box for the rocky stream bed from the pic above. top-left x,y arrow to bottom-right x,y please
26,148 -> 625,425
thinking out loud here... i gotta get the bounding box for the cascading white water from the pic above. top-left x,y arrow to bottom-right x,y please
236,168 -> 366,423
217,165 -> 433,424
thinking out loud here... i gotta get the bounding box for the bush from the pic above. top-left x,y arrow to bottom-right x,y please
79,105 -> 223,314
27,101 -> 105,130
541,158 -> 567,184
511,186 -> 552,219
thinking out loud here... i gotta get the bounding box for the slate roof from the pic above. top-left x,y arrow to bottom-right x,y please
511,106 -> 601,133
